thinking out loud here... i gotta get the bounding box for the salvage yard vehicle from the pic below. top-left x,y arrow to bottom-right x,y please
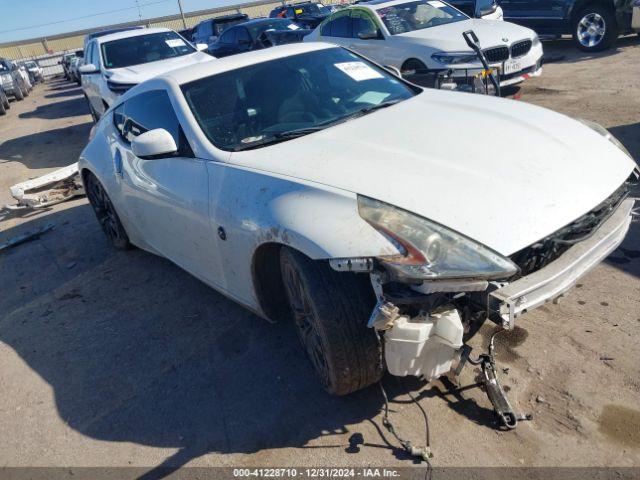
79,43 -> 638,407
23,60 -> 44,83
305,0 -> 542,87
0,58 -> 30,101
500,0 -> 640,51
79,27 -> 213,121
0,85 -> 8,115
207,18 -> 312,57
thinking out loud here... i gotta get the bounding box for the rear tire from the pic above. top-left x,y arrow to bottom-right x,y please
572,5 -> 617,51
14,83 -> 24,101
84,172 -> 131,250
0,98 -> 5,116
280,247 -> 382,396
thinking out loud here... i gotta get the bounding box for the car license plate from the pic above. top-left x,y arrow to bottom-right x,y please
503,59 -> 522,75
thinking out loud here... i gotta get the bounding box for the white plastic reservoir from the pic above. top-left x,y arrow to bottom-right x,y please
384,307 -> 464,381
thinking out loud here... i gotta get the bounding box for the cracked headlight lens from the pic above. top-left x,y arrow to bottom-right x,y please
578,118 -> 632,159
358,196 -> 518,281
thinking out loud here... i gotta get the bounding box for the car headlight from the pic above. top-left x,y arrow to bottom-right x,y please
531,33 -> 541,47
358,196 -> 518,281
431,52 -> 479,65
577,118 -> 632,159
0,73 -> 13,86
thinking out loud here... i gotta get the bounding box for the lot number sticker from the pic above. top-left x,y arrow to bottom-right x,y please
166,38 -> 186,48
335,62 -> 383,81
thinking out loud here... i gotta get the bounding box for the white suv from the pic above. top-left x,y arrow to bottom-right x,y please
80,27 -> 213,120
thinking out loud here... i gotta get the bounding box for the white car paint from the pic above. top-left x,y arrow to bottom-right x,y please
81,27 -> 213,118
79,42 -> 636,321
482,5 -> 503,20
304,0 -> 541,87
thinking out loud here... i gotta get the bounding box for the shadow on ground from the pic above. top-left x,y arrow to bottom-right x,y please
541,35 -> 639,65
0,122 -> 93,169
18,95 -> 89,120
0,204 -> 492,478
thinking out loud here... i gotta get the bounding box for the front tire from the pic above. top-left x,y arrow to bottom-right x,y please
573,5 -> 617,51
13,83 -> 24,101
84,172 -> 131,250
280,247 -> 382,396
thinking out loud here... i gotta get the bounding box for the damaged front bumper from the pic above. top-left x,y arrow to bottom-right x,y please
5,163 -> 84,210
488,197 -> 635,329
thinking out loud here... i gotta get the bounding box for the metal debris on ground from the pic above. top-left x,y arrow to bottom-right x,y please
0,223 -> 55,252
5,163 -> 84,210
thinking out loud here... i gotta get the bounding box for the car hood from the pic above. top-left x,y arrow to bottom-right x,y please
229,90 -> 636,256
106,51 -> 213,84
397,18 -> 534,50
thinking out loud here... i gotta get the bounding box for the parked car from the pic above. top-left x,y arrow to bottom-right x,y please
269,2 -> 332,28
0,85 -> 9,115
61,52 -> 76,80
69,56 -> 82,84
80,27 -> 213,121
0,58 -> 30,101
499,0 -> 640,51
23,60 -> 45,83
207,18 -> 312,57
16,63 -> 33,92
78,42 -> 638,398
305,0 -> 542,87
191,13 -> 249,46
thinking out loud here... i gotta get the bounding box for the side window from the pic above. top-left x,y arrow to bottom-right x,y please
84,43 -> 92,65
113,103 -> 126,138
351,11 -> 379,38
236,28 -> 252,45
219,28 -> 236,44
330,12 -> 352,38
286,7 -> 296,17
90,42 -> 100,66
320,19 -> 333,36
115,90 -> 193,157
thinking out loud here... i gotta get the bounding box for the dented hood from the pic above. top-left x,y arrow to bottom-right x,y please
231,89 -> 636,256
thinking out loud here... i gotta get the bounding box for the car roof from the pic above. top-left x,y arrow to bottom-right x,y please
357,0 -> 417,7
240,17 -> 292,26
86,26 -> 144,41
93,27 -> 172,45
198,13 -> 248,24
161,42 -> 335,85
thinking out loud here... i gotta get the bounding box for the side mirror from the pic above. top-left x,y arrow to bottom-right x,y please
358,31 -> 382,40
384,65 -> 402,77
195,43 -> 208,51
79,63 -> 100,75
131,129 -> 177,160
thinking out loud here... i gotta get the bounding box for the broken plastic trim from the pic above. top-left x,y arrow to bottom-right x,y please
6,163 -> 84,210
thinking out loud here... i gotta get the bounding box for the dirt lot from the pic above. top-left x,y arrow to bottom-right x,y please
1,37 -> 639,476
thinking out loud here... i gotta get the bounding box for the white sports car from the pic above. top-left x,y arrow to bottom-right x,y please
304,0 -> 542,87
79,43 -> 637,398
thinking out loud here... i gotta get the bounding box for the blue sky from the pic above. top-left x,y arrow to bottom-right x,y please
0,0 -> 243,43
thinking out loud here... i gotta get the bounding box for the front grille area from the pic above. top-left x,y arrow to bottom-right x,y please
483,46 -> 509,63
509,184 -> 629,277
510,39 -> 532,58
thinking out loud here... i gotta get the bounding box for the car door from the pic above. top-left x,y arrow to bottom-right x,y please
318,10 -> 353,47
211,28 -> 238,57
499,0 -> 566,31
235,27 -> 254,53
114,89 -> 225,287
347,9 -> 386,63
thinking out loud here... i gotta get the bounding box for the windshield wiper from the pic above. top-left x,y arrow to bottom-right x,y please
232,100 -> 402,151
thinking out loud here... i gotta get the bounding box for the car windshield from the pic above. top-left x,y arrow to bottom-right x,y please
182,47 -> 417,151
375,0 -> 467,35
100,31 -> 196,69
296,3 -> 330,15
247,19 -> 301,37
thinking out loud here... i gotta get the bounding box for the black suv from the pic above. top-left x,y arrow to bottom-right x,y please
269,2 -> 331,28
499,0 -> 640,51
191,13 -> 249,45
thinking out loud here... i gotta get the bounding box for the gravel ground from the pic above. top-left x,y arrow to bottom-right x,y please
0,36 -> 639,477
